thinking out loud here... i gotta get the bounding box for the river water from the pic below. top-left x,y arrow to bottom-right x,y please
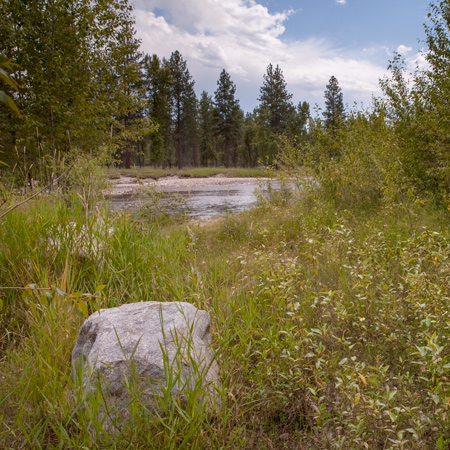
107,180 -> 272,219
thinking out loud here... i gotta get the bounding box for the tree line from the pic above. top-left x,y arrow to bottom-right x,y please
5,0 -> 448,211
0,0 -> 345,176
141,55 -> 317,170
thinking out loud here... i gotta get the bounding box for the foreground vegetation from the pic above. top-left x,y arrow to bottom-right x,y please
1,181 -> 450,449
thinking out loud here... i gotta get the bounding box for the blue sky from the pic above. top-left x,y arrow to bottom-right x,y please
134,0 -> 430,112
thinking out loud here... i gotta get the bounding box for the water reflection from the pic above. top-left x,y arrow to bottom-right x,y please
107,181 -> 270,219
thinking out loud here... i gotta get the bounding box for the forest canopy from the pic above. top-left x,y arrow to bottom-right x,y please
1,0 -> 450,206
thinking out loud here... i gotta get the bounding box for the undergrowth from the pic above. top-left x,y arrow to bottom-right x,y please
1,187 -> 450,449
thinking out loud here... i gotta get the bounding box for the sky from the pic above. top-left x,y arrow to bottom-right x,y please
133,0 -> 431,113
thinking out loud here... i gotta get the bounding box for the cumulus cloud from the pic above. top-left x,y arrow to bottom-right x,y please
336,0 -> 347,4
406,51 -> 429,71
397,44 -> 413,55
134,0 -> 386,111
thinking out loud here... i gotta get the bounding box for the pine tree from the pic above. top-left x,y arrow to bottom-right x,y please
242,112 -> 258,167
106,18 -> 148,169
257,64 -> 295,135
142,54 -> 173,165
214,69 -> 242,168
168,50 -> 195,169
323,75 -> 345,129
297,101 -> 310,134
183,86 -> 199,167
198,91 -> 216,166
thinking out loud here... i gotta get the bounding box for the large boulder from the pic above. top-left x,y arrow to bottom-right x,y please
72,301 -> 219,433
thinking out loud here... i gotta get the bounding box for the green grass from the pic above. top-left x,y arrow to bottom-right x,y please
1,188 -> 450,449
106,166 -> 269,180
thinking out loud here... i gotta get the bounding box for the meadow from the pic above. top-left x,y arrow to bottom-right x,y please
1,175 -> 450,450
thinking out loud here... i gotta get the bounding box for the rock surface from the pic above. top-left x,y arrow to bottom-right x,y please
108,175 -> 269,196
72,301 -> 219,433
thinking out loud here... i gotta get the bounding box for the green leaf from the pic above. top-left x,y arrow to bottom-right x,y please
56,287 -> 66,297
0,68 -> 18,90
0,91 -> 19,114
77,301 -> 88,317
95,284 -> 107,292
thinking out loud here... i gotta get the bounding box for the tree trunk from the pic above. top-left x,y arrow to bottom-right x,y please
224,137 -> 230,168
125,148 -> 131,169
192,141 -> 199,167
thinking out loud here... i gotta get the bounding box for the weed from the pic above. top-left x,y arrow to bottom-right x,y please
2,183 -> 450,448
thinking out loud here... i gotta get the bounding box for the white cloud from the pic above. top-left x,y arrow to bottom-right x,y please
406,50 -> 429,71
397,44 -> 413,55
336,0 -> 347,4
134,0 -> 386,111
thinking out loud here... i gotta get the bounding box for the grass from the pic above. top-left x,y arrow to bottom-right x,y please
1,185 -> 450,449
106,166 -> 269,180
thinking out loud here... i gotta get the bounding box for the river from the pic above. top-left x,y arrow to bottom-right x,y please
106,177 -> 273,219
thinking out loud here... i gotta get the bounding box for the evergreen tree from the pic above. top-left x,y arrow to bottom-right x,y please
257,64 -> 295,135
107,19 -> 148,169
242,112 -> 259,167
142,54 -> 173,165
183,86 -> 199,167
297,101 -> 310,135
168,50 -> 195,169
230,104 -> 244,167
213,69 -> 241,167
323,75 -> 345,128
198,91 -> 216,166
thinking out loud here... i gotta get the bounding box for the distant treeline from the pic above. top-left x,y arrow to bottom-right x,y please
0,0 -> 345,174
3,0 -> 450,210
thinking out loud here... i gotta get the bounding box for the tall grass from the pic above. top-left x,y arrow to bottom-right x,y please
2,186 -> 450,448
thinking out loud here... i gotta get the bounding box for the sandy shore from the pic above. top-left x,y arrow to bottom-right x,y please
107,175 -> 269,196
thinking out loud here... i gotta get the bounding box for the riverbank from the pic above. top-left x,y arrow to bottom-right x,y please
106,166 -> 269,181
107,174 -> 271,196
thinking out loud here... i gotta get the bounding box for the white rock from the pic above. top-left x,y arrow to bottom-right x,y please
72,301 -> 219,433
